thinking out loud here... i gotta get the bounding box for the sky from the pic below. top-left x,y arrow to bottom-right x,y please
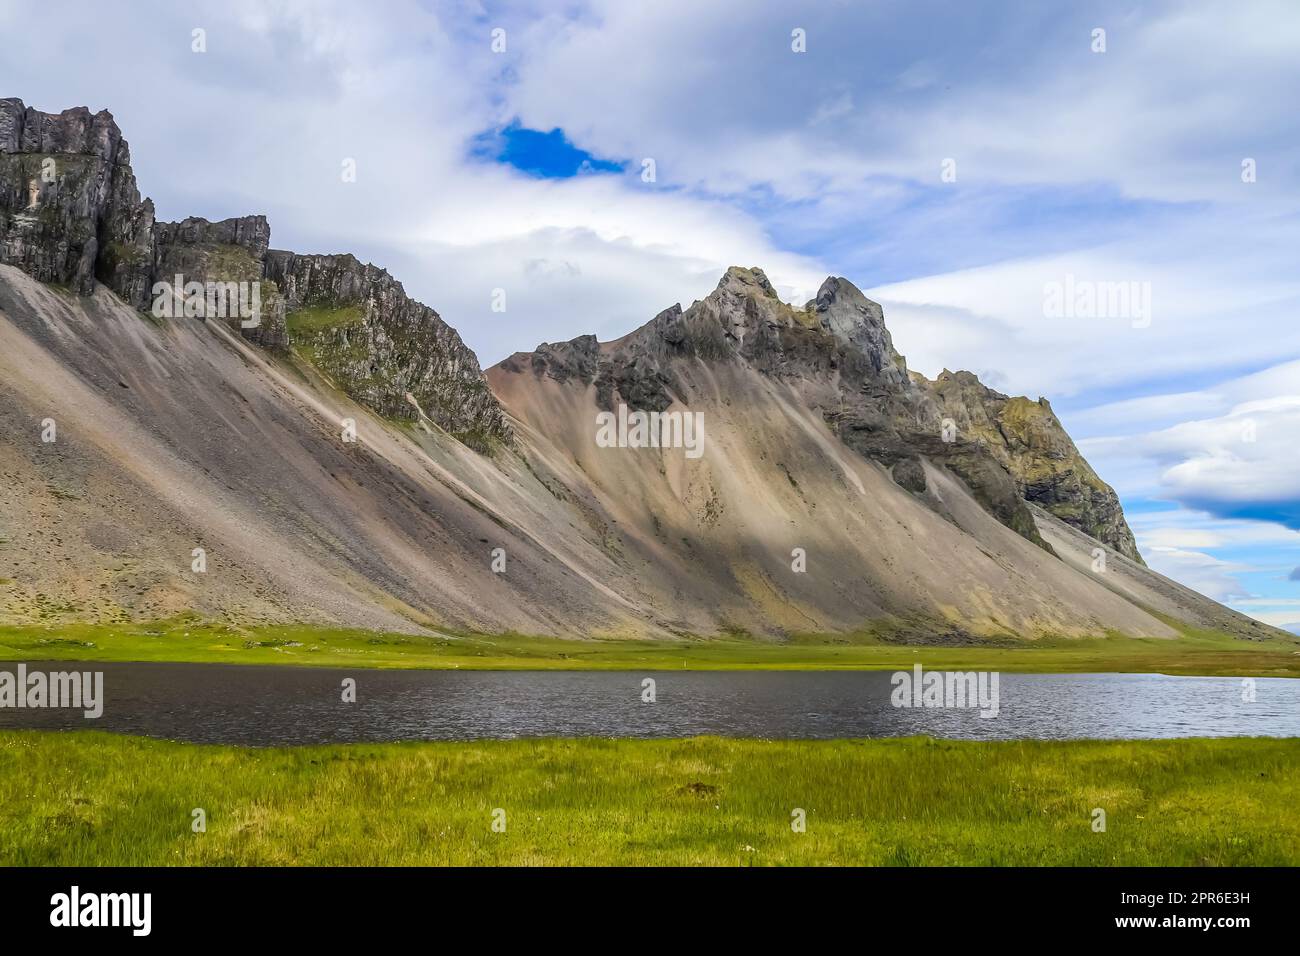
3,0 -> 1299,630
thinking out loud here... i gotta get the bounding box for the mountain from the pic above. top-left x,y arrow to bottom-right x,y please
0,100 -> 507,448
488,267 -> 1270,640
0,99 -> 1284,642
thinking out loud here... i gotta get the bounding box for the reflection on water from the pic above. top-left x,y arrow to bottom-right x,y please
0,662 -> 1296,746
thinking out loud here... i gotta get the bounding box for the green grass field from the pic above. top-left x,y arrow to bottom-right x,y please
2,618 -> 1298,676
1,732 -> 1295,865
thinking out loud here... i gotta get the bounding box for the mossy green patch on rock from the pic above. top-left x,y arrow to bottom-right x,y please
201,242 -> 261,282
286,303 -> 366,334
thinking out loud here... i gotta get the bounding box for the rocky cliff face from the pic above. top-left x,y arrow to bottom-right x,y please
0,98 -> 507,451
0,99 -> 153,300
501,266 -> 1141,561
265,251 -> 509,448
928,370 -> 1143,563
150,215 -> 287,350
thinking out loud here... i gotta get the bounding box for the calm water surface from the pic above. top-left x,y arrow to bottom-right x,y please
0,662 -> 1296,746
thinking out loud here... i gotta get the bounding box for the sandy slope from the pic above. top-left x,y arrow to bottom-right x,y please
1031,505 -> 1277,641
488,354 -> 1179,639
0,267 -> 638,635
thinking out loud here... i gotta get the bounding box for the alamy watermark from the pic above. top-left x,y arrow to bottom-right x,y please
50,886 -> 150,936
890,663 -> 999,718
0,664 -> 104,718
595,403 -> 705,459
1043,274 -> 1151,328
151,274 -> 261,328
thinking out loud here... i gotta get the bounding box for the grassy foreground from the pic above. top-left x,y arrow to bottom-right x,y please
2,618 -> 1298,676
1,731 -> 1296,865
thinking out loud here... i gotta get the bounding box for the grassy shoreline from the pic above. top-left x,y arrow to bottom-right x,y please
2,619 -> 1298,677
1,731 -> 1295,865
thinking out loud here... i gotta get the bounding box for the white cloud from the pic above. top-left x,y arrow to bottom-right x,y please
1155,399 -> 1300,508
391,223 -> 824,363
1137,528 -> 1225,550
1,0 -> 833,365
1065,391 -> 1226,435
1128,509 -> 1300,551
1226,609 -> 1300,633
1142,547 -> 1252,602
866,216 -> 1300,401
1076,365 -> 1300,520
504,0 -> 1300,203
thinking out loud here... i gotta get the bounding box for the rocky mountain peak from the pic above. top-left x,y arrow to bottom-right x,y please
495,263 -> 1144,562
0,98 -> 151,299
717,264 -> 779,298
0,99 -> 125,161
808,275 -> 905,382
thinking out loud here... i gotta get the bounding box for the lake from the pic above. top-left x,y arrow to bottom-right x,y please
0,662 -> 1296,745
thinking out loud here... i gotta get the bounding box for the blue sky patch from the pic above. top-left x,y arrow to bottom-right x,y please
471,122 -> 624,178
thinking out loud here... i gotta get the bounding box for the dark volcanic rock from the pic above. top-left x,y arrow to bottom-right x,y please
155,214 -> 271,262
533,333 -> 601,384
152,215 -> 286,350
0,99 -> 151,300
891,457 -> 927,493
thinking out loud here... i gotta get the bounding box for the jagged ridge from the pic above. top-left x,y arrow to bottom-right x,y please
500,266 -> 1142,561
0,99 -> 509,449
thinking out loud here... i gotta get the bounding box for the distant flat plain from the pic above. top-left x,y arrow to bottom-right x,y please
1,617 -> 1297,677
